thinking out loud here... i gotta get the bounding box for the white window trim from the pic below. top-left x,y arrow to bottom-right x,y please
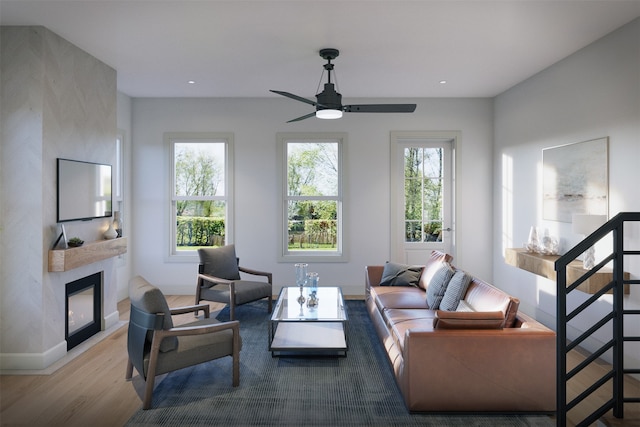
165,132 -> 234,262
277,132 -> 348,263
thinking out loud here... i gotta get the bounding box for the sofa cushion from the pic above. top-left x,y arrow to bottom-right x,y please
383,308 -> 437,328
418,250 -> 454,290
433,310 -> 505,329
463,278 -> 520,328
426,262 -> 455,309
371,286 -> 428,311
379,261 -> 423,287
439,269 -> 473,311
385,309 -> 435,352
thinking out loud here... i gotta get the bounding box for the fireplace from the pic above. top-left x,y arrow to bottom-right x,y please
65,272 -> 102,350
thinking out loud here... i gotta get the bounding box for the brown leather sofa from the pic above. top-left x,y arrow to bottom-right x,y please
365,251 -> 556,413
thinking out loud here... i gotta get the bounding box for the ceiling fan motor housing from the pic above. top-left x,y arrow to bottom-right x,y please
316,83 -> 342,111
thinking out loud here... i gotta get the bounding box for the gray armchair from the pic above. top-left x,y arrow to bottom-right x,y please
126,276 -> 240,410
196,245 -> 272,320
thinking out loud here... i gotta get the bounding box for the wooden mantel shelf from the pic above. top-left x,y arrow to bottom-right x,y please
48,237 -> 127,272
505,248 -> 629,295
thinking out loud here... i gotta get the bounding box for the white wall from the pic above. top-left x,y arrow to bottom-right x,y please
131,97 -> 493,296
1,27 -> 118,369
493,19 -> 640,365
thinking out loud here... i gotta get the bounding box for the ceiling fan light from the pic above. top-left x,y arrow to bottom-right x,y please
316,109 -> 343,119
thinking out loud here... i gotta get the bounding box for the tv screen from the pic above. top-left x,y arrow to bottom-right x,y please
57,158 -> 112,222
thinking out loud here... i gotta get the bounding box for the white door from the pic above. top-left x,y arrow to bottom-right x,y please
390,131 -> 457,265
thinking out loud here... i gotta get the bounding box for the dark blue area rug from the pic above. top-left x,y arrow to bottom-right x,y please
126,300 -> 554,426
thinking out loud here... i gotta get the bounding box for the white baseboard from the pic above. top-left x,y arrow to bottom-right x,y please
1,313 -> 125,373
0,340 -> 67,371
104,310 -> 120,329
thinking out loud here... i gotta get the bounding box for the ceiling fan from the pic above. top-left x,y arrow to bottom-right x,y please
271,48 -> 417,123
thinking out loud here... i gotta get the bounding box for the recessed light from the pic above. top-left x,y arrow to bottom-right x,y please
439,80 -> 447,84
188,80 -> 196,84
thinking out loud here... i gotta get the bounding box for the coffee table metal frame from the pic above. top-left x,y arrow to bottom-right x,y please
269,286 -> 348,357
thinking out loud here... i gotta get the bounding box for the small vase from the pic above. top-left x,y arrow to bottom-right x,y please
113,211 -> 123,238
526,226 -> 539,252
295,263 -> 308,287
104,223 -> 118,240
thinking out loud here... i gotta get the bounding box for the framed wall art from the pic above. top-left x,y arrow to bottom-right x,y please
542,137 -> 609,223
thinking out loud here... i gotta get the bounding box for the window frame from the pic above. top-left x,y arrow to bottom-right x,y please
166,132 -> 234,261
277,132 -> 348,263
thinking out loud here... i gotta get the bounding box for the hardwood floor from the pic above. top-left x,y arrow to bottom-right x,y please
1,296 -> 638,427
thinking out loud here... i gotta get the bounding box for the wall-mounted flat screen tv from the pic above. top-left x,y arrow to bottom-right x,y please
57,158 -> 112,222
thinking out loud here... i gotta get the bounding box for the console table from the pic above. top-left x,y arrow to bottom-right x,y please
505,248 -> 629,295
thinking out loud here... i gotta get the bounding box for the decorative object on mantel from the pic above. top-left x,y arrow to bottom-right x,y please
525,226 -> 559,255
525,226 -> 539,252
103,222 -> 118,240
67,237 -> 84,247
542,137 -> 608,223
572,214 -> 607,269
113,211 -> 123,238
52,223 -> 68,249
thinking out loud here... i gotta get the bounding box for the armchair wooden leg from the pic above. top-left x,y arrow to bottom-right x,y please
267,296 -> 272,313
125,359 -> 134,380
142,374 -> 156,410
232,326 -> 240,387
229,302 -> 235,321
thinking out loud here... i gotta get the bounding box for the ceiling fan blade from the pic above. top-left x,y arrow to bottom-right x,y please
344,104 -> 417,113
287,111 -> 317,123
270,90 -> 318,107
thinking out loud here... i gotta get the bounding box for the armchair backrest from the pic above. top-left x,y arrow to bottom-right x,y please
197,245 -> 241,280
127,304 -> 164,379
128,276 -> 178,353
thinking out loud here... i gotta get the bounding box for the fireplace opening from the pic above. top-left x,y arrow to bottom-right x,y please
65,272 -> 102,350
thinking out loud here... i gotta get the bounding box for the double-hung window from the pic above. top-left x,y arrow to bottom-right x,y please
167,133 -> 233,258
278,133 -> 347,262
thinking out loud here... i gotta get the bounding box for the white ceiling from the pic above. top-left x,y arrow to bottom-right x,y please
2,0 -> 640,99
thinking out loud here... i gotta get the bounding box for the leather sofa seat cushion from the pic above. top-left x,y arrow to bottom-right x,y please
384,308 -> 437,352
383,308 -> 437,328
371,286 -> 428,311
390,318 -> 436,352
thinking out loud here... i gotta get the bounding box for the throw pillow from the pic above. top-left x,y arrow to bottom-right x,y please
425,262 -> 455,309
379,261 -> 423,287
439,269 -> 473,311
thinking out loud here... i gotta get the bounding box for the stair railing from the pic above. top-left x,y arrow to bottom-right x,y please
555,211 -> 640,427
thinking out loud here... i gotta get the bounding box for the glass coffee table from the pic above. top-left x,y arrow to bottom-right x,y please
269,286 -> 348,357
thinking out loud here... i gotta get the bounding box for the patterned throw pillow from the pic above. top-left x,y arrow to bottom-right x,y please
379,261 -> 423,287
426,262 -> 455,309
439,269 -> 473,311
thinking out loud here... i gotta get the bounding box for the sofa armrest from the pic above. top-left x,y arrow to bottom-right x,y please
400,327 -> 556,412
433,310 -> 504,329
365,265 -> 384,288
